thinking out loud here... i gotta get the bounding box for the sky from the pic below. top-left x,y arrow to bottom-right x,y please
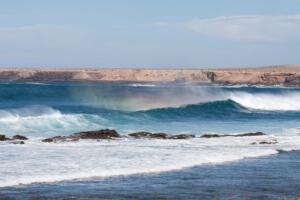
0,0 -> 300,68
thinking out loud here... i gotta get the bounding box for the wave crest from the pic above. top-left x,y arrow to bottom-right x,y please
0,106 -> 103,136
0,105 -> 61,122
229,92 -> 300,111
133,100 -> 247,119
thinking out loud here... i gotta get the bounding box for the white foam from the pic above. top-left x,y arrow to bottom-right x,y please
115,86 -> 300,111
129,83 -> 157,87
1,134 -> 299,188
0,106 -> 104,136
229,92 -> 300,111
0,106 -> 61,122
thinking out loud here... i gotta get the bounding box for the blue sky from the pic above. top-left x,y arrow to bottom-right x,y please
0,0 -> 300,68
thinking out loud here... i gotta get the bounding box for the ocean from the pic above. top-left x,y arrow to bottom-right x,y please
0,81 -> 299,199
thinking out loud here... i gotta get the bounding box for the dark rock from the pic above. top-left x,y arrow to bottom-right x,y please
129,132 -> 168,139
12,135 -> 28,140
201,132 -> 266,138
206,72 -> 216,82
169,134 -> 195,139
42,136 -> 78,143
42,136 -> 65,143
200,134 -> 221,138
0,134 -> 11,141
251,139 -> 278,145
42,129 -> 120,142
0,134 -> 6,140
284,74 -> 300,86
129,132 -> 194,139
74,129 -> 120,139
235,132 -> 266,137
149,133 -> 169,139
128,132 -> 154,138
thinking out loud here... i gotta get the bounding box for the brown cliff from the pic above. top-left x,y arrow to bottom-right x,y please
0,64 -> 299,86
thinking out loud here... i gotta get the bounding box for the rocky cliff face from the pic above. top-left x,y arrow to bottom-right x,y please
0,65 -> 299,86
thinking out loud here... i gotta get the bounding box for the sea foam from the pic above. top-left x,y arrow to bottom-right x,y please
2,135 -> 298,188
229,92 -> 300,111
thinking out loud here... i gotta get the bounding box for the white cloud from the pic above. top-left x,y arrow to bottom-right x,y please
185,15 -> 300,42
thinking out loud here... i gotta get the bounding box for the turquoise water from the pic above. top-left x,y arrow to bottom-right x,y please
0,82 -> 299,136
0,81 -> 299,198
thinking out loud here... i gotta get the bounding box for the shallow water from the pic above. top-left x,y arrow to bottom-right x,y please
1,151 -> 299,200
0,82 -> 300,194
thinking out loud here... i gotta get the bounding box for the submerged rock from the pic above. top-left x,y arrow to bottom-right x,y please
201,132 -> 266,138
9,141 -> 25,145
251,139 -> 278,145
12,135 -> 28,140
129,132 -> 195,140
42,136 -> 75,142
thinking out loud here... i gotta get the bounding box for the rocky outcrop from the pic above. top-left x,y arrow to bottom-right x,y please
0,134 -> 27,144
201,132 -> 266,138
129,132 -> 168,139
0,134 -> 11,141
12,135 -> 28,140
42,130 -> 195,142
128,131 -> 195,139
73,129 -> 120,139
42,129 -> 120,142
284,74 -> 300,86
42,136 -> 77,143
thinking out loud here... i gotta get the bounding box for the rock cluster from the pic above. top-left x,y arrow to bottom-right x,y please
1,130 -> 277,145
0,134 -> 28,144
128,131 -> 195,139
200,132 -> 266,138
42,130 -> 195,143
42,129 -> 120,142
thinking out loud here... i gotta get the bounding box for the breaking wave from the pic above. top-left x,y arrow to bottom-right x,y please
0,106 -> 104,136
228,92 -> 300,111
135,91 -> 300,117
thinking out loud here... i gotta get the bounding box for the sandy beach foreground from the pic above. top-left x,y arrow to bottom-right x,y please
0,64 -> 300,86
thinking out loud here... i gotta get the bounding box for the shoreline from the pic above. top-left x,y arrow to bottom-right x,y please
0,64 -> 299,86
1,150 -> 299,199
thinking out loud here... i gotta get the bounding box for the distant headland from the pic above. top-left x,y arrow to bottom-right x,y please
0,64 -> 299,86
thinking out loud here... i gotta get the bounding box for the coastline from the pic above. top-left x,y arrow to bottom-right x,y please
0,64 -> 300,86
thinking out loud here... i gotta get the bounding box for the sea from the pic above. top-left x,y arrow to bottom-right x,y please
0,81 -> 299,200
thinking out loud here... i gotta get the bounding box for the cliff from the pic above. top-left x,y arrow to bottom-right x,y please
0,65 -> 299,86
